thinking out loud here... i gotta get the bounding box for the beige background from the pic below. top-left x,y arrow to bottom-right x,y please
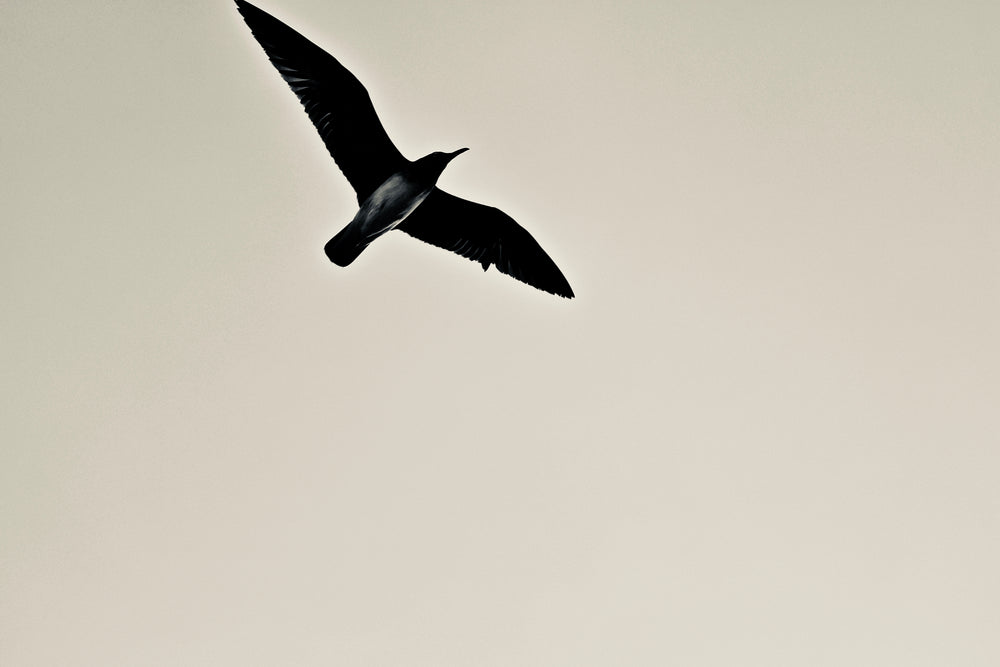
3,0 -> 998,664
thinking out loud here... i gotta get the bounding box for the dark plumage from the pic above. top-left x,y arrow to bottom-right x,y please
236,0 -> 574,298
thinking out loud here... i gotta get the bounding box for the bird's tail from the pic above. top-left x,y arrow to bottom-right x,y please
324,224 -> 370,267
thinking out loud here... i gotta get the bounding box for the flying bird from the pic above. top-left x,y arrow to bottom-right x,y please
235,0 -> 574,298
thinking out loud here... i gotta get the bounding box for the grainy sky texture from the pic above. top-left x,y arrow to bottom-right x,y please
3,1 -> 999,664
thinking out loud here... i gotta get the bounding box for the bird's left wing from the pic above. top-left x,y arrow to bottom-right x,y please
398,189 -> 574,298
236,0 -> 407,203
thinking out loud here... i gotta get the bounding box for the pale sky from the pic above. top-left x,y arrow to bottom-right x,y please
3,1 -> 999,665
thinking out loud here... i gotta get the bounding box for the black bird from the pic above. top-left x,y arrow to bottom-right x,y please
235,1 -> 574,298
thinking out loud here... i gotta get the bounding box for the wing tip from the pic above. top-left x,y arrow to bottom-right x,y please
530,275 -> 575,299
496,259 -> 574,298
235,1 -> 270,31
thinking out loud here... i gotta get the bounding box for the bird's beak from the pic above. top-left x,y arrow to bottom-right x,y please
448,147 -> 470,161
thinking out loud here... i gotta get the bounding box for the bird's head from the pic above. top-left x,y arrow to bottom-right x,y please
413,147 -> 469,182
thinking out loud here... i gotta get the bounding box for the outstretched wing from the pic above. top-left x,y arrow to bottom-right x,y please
398,189 -> 574,298
236,0 -> 406,202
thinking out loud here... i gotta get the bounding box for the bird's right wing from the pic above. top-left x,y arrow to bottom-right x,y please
398,189 -> 574,298
236,1 -> 406,202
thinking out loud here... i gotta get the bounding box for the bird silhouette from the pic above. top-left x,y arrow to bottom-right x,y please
235,0 -> 574,298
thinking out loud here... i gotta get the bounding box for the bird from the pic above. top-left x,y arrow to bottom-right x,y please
235,0 -> 574,298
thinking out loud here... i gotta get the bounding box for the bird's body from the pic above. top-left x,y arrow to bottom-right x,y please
325,150 -> 467,267
236,0 -> 574,298
324,173 -> 429,268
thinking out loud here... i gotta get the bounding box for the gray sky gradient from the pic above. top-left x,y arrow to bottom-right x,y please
3,1 -> 998,664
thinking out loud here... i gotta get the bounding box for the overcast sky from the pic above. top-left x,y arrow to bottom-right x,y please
3,1 -> 999,665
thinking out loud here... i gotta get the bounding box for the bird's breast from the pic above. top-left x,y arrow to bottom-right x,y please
354,173 -> 433,239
